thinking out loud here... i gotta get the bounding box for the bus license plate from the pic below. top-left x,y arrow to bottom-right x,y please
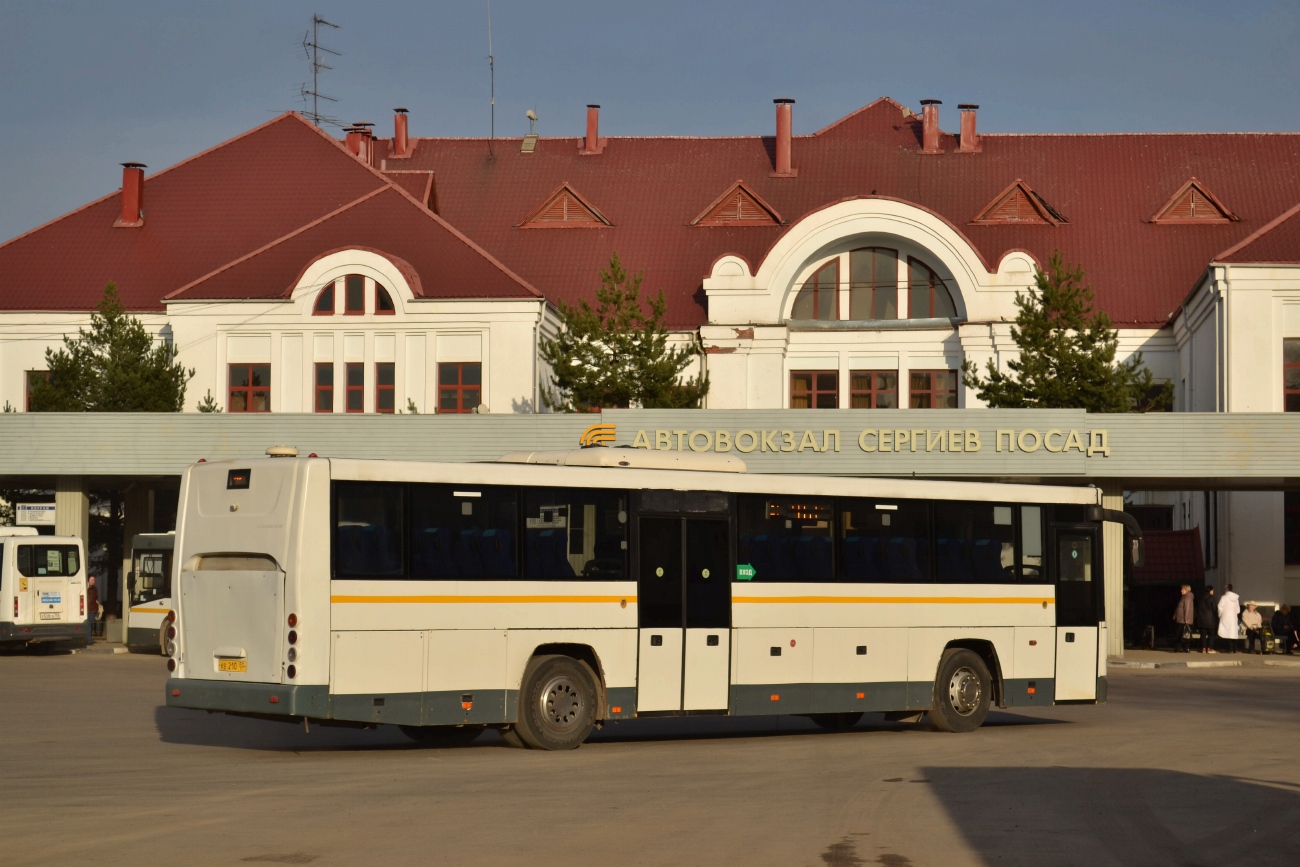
39,612 -> 59,620
217,659 -> 247,673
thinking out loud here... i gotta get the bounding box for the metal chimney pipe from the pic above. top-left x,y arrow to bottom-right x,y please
393,108 -> 409,157
117,163 -> 145,227
958,104 -> 980,153
774,98 -> 795,176
920,99 -> 943,154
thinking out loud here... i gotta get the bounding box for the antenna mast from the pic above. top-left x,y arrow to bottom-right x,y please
487,0 -> 495,157
301,14 -> 342,127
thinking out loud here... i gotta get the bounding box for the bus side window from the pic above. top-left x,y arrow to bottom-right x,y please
334,482 -> 405,578
409,484 -> 518,579
839,499 -> 930,583
16,545 -> 31,577
1020,506 -> 1045,582
738,495 -> 834,582
524,488 -> 626,580
933,502 -> 1016,584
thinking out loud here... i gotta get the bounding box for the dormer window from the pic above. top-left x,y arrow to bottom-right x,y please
313,283 -> 334,315
344,275 -> 365,315
376,283 -> 395,314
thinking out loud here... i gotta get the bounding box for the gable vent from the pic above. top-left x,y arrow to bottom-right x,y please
521,183 -> 611,228
972,180 -> 1066,226
1152,179 -> 1237,224
692,181 -> 781,226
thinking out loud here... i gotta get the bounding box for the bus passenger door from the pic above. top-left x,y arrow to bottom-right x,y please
682,519 -> 730,711
636,516 -> 732,712
638,517 -> 685,711
1052,528 -> 1100,700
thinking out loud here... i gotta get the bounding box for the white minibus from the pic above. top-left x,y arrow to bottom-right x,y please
0,527 -> 90,649
165,447 -> 1140,749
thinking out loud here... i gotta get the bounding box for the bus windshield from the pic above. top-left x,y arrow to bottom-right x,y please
132,551 -> 171,604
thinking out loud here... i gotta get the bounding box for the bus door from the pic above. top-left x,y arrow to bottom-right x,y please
636,514 -> 731,712
1052,526 -> 1100,700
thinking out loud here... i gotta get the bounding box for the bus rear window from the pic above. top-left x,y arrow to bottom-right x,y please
17,545 -> 80,577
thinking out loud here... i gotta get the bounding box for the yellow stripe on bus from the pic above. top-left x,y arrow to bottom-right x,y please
732,596 -> 1053,605
331,595 -> 637,605
130,607 -> 172,614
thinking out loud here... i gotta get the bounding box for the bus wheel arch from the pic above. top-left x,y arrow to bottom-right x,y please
941,639 -> 1005,708
524,643 -> 608,720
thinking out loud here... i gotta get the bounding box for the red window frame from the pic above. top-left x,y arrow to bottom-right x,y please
313,283 -> 335,315
345,363 -> 364,413
908,369 -> 958,409
228,364 -> 271,413
438,362 -> 482,414
375,284 -> 395,315
907,257 -> 957,319
791,259 -> 839,321
849,369 -> 899,408
376,362 -> 395,413
849,248 -> 899,320
790,370 -> 838,409
1285,338 -> 1300,412
314,362 -> 333,413
344,275 -> 365,315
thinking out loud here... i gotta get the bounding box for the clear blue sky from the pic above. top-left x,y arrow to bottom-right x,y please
1,0 -> 1297,242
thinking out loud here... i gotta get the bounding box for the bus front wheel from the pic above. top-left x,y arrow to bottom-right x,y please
514,655 -> 598,751
929,649 -> 991,733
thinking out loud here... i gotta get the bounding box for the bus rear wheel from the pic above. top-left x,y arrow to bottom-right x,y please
929,649 -> 991,733
399,725 -> 485,747
513,655 -> 598,751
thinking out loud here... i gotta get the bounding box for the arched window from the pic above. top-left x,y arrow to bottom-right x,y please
344,275 -> 365,315
791,259 -> 838,320
907,258 -> 956,319
849,248 -> 898,320
313,283 -> 335,315
375,283 -> 395,314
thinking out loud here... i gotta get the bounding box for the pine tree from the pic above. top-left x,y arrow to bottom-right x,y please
540,253 -> 708,412
962,252 -> 1171,412
195,390 -> 222,413
29,283 -> 194,412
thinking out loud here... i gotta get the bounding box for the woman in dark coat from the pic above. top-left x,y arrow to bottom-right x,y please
1195,587 -> 1218,653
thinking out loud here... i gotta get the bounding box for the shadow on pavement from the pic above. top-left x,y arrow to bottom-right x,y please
155,704 -> 1068,752
923,766 -> 1300,866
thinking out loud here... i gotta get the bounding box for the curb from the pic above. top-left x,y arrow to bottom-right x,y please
1109,659 -> 1242,669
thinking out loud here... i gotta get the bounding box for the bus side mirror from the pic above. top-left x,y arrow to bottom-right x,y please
1130,538 -> 1144,569
127,570 -> 136,591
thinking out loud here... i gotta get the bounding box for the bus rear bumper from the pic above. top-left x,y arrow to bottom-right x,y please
166,678 -> 329,717
0,620 -> 89,646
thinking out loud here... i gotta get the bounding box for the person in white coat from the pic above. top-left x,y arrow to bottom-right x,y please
1217,583 -> 1242,654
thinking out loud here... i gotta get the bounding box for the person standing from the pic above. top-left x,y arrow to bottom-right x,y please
1173,584 -> 1195,653
1196,587 -> 1218,653
1217,583 -> 1241,654
1241,602 -> 1264,654
1275,605 -> 1298,655
86,575 -> 100,646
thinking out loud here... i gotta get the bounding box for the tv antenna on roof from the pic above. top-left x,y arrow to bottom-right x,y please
487,1 -> 495,158
301,14 -> 342,128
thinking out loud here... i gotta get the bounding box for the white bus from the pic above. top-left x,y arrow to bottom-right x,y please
165,447 -> 1139,750
0,527 -> 90,650
126,532 -> 175,652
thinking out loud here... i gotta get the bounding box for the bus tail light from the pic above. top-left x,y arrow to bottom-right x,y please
287,613 -> 298,627
166,626 -> 176,639
286,666 -> 296,679
80,594 -> 85,616
288,630 -> 297,645
167,658 -> 176,672
12,597 -> 16,618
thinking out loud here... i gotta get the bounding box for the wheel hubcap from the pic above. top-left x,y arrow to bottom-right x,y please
947,667 -> 982,716
539,675 -> 584,732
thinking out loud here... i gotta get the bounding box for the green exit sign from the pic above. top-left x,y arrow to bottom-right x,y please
736,563 -> 756,581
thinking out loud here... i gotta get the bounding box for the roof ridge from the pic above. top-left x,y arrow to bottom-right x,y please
164,187 -> 391,300
1214,200 -> 1300,261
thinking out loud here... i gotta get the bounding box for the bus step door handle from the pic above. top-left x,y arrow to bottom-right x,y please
650,635 -> 662,647
1065,633 -> 1075,643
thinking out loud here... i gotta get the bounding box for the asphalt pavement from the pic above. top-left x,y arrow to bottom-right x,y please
2,650 -> 1299,866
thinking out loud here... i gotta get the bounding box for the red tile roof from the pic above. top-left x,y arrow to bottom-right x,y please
1131,528 -> 1205,585
375,98 -> 1300,327
0,113 -> 388,311
1217,202 -> 1300,264
4,99 -> 1300,328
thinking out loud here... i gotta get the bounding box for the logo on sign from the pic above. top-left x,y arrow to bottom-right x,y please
579,424 -> 616,447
